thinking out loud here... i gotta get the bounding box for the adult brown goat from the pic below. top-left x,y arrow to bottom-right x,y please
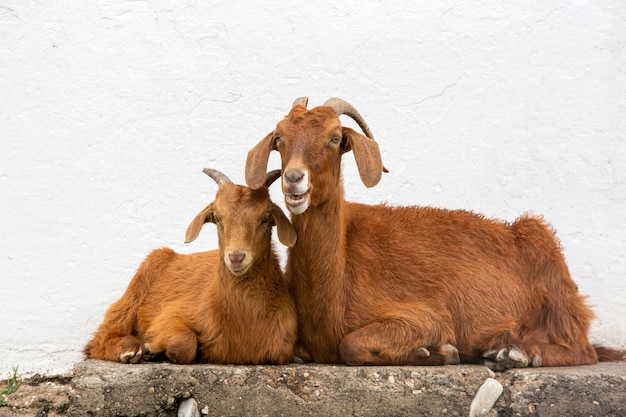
84,169 -> 297,365
245,97 -> 624,370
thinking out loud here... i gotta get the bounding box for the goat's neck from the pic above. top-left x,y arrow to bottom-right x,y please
290,192 -> 347,277
287,188 -> 348,362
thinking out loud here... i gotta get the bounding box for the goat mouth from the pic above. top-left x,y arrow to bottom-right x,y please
285,191 -> 310,212
227,262 -> 252,276
286,193 -> 306,203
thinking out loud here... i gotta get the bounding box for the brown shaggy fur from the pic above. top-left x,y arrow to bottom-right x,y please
245,100 -> 624,369
83,173 -> 297,365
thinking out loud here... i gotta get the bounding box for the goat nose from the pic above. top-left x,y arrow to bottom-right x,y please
285,170 -> 304,185
229,252 -> 246,265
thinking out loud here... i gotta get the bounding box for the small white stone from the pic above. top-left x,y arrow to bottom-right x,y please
178,398 -> 200,417
469,378 -> 504,417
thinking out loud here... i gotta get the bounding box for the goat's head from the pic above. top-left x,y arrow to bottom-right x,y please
245,97 -> 386,215
185,169 -> 296,276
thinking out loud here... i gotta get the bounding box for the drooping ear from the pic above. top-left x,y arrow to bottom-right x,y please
271,203 -> 297,247
245,132 -> 276,189
341,126 -> 384,188
184,203 -> 215,243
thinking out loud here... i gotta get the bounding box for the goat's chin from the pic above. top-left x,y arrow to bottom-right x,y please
285,194 -> 310,215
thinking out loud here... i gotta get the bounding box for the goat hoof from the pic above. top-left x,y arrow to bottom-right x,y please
483,346 -> 529,371
291,355 -> 305,364
506,347 -> 529,366
483,349 -> 498,361
141,343 -> 157,361
119,348 -> 142,364
442,344 -> 460,365
531,354 -> 543,367
413,347 -> 430,358
483,359 -> 497,370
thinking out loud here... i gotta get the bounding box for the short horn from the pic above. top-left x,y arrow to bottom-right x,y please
292,97 -> 309,109
264,170 -> 282,188
323,97 -> 375,140
202,168 -> 233,185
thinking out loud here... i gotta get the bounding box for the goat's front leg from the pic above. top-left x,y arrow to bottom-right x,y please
144,317 -> 198,364
84,334 -> 145,364
339,318 -> 459,366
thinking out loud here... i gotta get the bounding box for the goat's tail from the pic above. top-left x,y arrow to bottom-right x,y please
83,248 -> 177,359
594,345 -> 626,362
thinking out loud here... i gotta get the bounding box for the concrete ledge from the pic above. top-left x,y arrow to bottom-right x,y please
65,360 -> 626,417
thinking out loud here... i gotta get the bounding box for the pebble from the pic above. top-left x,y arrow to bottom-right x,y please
178,397 -> 200,417
469,378 -> 504,417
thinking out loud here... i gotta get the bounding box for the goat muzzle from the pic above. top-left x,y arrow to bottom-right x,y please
225,250 -> 252,276
282,169 -> 310,215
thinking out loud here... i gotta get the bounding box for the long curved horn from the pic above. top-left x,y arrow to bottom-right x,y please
322,97 -> 375,140
323,98 -> 389,173
202,168 -> 233,185
264,169 -> 282,188
292,97 -> 309,109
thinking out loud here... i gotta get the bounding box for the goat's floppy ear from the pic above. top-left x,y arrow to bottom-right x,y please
184,203 -> 215,243
271,203 -> 297,247
341,126 -> 384,188
245,132 -> 276,189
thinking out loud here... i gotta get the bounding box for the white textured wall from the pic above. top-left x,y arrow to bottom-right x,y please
1,1 -> 624,376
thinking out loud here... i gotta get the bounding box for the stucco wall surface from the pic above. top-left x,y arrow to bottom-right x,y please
1,0 -> 625,375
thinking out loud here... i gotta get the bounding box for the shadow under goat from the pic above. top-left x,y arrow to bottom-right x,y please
83,169 -> 297,365
245,97 -> 624,371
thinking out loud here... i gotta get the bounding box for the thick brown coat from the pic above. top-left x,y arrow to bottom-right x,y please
245,99 -> 623,370
84,172 -> 297,365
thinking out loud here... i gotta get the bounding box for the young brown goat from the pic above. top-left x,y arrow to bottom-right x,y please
245,97 -> 624,370
83,169 -> 297,365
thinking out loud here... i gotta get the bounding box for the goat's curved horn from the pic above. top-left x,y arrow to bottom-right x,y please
323,97 -> 375,140
264,170 -> 282,188
202,168 -> 233,185
292,97 -> 309,109
324,98 -> 389,173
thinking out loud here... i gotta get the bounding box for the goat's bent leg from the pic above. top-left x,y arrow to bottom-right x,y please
339,318 -> 458,366
144,319 -> 198,364
83,280 -> 147,363
84,333 -> 144,363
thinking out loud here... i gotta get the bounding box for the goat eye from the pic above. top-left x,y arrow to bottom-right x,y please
328,136 -> 341,146
260,215 -> 271,225
274,135 -> 282,146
